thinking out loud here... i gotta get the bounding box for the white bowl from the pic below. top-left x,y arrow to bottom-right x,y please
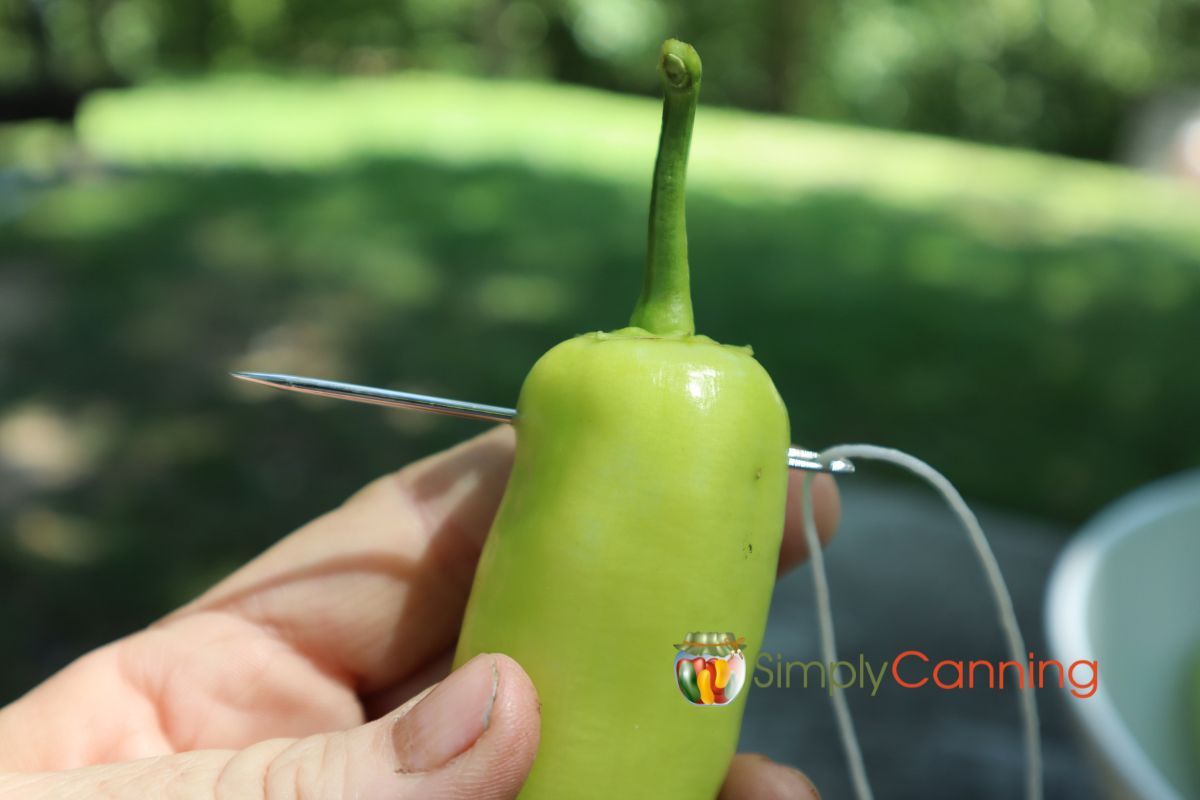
1047,470 -> 1200,799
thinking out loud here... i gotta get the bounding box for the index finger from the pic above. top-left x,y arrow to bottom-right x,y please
170,429 -> 839,693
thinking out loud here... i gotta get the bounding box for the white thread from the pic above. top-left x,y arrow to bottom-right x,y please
801,464 -> 875,800
801,443 -> 1042,800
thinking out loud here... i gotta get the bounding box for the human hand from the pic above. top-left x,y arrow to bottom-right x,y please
0,426 -> 838,799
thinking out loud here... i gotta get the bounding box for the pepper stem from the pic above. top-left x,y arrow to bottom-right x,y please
629,39 -> 701,336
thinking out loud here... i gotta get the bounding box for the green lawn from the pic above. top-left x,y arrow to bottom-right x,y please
2,74 -> 1200,698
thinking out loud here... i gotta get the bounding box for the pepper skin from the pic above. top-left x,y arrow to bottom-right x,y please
713,657 -> 730,691
698,666 -> 716,706
676,658 -> 703,704
453,39 -> 790,798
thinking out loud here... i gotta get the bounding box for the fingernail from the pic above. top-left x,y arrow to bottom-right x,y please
393,655 -> 499,772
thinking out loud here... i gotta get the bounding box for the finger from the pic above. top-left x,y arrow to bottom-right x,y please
719,753 -> 821,800
777,469 -> 841,575
170,426 -> 839,697
362,650 -> 454,720
0,654 -> 539,800
170,425 -> 517,693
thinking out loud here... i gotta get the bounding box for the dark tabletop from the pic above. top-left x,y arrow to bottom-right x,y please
739,477 -> 1097,800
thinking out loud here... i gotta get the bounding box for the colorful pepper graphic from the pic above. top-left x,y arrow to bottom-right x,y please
674,631 -> 746,706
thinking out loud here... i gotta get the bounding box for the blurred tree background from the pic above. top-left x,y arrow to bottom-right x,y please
4,0 -> 1200,158
2,0 -> 1200,708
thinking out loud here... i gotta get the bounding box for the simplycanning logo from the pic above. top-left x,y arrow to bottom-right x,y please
674,632 -> 747,706
674,636 -> 1098,705
753,651 -> 1099,699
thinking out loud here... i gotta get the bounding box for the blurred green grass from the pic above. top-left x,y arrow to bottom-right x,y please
3,74 -> 1200,699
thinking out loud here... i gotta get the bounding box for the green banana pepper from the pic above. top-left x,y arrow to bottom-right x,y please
453,39 -> 791,799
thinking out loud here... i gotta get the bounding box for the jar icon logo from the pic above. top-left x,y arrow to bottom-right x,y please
674,631 -> 746,706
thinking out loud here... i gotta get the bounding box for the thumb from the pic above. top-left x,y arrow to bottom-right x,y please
0,654 -> 540,800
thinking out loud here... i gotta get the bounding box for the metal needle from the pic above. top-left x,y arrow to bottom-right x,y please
233,371 -> 516,423
232,371 -> 854,475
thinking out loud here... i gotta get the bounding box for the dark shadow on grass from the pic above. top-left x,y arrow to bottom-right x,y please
1,155 -> 1198,699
